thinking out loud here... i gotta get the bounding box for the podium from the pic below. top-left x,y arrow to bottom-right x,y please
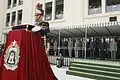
0,25 -> 56,80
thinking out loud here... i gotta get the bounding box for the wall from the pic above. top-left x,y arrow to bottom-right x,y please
84,12 -> 120,24
0,0 -> 5,43
42,0 -> 84,29
1,0 -> 120,36
22,0 -> 35,25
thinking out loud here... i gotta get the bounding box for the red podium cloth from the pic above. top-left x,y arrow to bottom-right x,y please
0,30 -> 56,80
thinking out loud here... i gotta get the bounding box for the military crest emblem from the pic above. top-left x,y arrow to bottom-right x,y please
4,40 -> 20,71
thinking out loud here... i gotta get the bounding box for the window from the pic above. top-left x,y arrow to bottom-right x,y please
13,0 -> 17,7
106,0 -> 120,12
45,2 -> 52,21
6,13 -> 10,27
7,0 -> 11,9
88,0 -> 101,15
55,0 -> 64,20
17,10 -> 23,25
18,0 -> 23,5
109,16 -> 117,22
11,12 -> 16,26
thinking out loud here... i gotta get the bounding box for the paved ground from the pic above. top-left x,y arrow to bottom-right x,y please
51,65 -> 94,80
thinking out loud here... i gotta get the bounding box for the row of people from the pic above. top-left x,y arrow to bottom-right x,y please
46,37 -> 120,60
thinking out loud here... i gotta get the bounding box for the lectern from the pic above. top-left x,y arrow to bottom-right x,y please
0,24 -> 56,80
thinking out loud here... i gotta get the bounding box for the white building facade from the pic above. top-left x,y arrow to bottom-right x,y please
0,0 -> 120,43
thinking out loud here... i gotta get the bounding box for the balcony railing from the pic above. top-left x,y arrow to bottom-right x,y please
88,7 -> 102,15
47,55 -> 120,66
106,4 -> 120,12
7,5 -> 11,9
6,22 -> 10,27
13,4 -> 17,7
19,1 -> 23,5
17,20 -> 22,25
48,55 -> 72,66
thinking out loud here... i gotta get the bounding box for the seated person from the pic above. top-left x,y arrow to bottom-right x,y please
56,53 -> 64,68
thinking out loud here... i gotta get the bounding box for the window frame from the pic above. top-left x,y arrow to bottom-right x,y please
106,0 -> 120,12
88,0 -> 102,15
45,2 -> 53,21
7,0 -> 11,9
18,0 -> 23,6
6,13 -> 10,27
54,0 -> 64,20
17,10 -> 23,25
13,0 -> 17,7
11,11 -> 16,26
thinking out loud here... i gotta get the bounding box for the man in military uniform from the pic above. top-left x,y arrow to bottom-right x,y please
33,3 -> 50,35
32,3 -> 49,45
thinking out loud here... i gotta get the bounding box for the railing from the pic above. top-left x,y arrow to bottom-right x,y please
88,7 -> 102,15
19,0 -> 23,5
47,55 -> 120,66
47,55 -> 85,66
48,56 -> 70,66
107,4 -> 120,12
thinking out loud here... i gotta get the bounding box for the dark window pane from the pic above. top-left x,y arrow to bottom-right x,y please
45,2 -> 52,21
106,0 -> 120,12
7,0 -> 11,9
6,13 -> 10,27
19,0 -> 23,5
55,0 -> 64,20
17,10 -> 23,25
88,0 -> 101,15
11,12 -> 16,26
13,0 -> 17,7
109,16 -> 117,22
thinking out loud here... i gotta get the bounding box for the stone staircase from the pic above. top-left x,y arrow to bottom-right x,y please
66,59 -> 120,80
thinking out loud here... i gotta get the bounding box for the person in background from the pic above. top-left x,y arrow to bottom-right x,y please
56,53 -> 64,68
53,39 -> 58,56
0,45 -> 2,56
68,38 -> 73,57
32,3 -> 50,44
109,38 -> 117,60
0,44 -> 4,56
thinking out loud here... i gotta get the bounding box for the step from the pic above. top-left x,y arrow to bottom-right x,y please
66,70 -> 120,80
71,61 -> 120,68
69,66 -> 120,78
72,59 -> 120,66
71,63 -> 120,73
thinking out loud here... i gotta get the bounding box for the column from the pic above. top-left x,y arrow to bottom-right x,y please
43,1 -> 45,21
102,0 -> 106,13
84,0 -> 89,16
52,0 -> 55,20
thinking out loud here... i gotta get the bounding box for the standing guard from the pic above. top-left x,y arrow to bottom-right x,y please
90,37 -> 95,59
74,39 -> 79,58
68,38 -> 73,57
109,38 -> 117,60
